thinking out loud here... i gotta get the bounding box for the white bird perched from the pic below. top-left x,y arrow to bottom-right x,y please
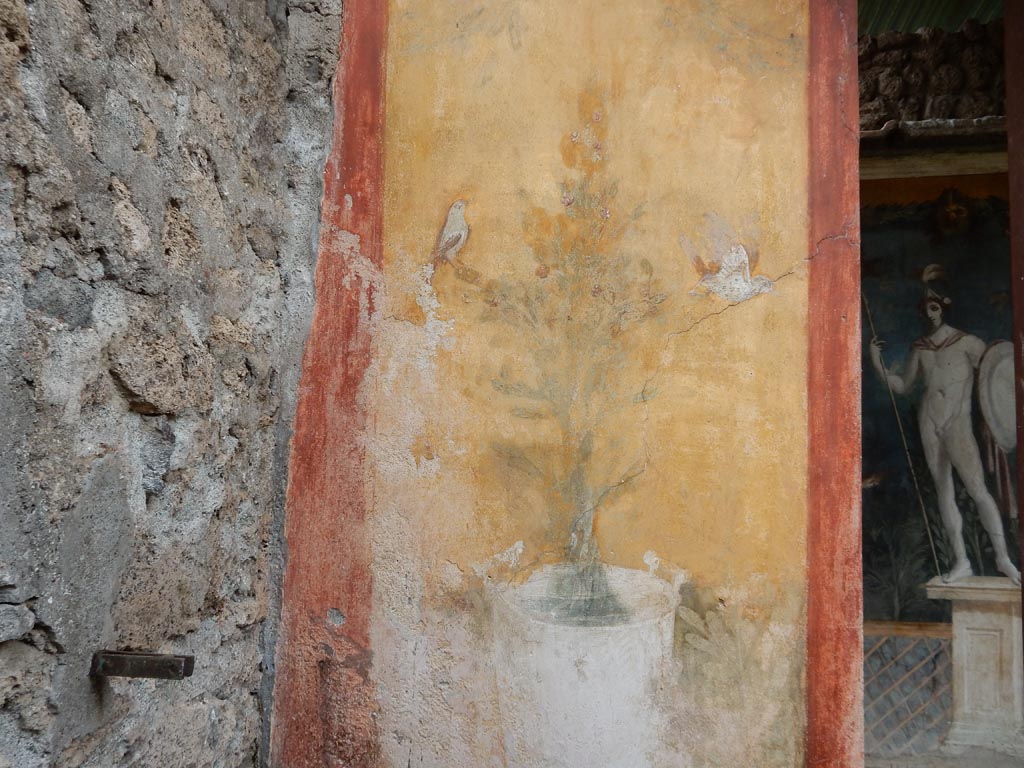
433,199 -> 469,266
690,243 -> 772,303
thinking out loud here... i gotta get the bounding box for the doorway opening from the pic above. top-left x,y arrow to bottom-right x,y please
855,3 -> 1024,765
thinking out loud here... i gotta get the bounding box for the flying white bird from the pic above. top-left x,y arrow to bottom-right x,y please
433,200 -> 469,266
690,243 -> 772,303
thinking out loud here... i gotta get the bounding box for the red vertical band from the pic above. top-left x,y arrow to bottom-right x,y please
806,1 -> 864,766
1006,4 -> 1024,647
271,0 -> 387,765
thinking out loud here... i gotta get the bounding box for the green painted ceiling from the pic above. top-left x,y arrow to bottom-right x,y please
858,0 -> 1003,36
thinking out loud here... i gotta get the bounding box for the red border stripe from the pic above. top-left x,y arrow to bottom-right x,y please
806,1 -> 864,766
270,0 -> 387,765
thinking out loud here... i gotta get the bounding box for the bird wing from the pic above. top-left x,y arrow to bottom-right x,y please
435,229 -> 465,260
716,246 -> 749,276
740,255 -> 751,282
703,212 -> 735,256
679,233 -> 711,276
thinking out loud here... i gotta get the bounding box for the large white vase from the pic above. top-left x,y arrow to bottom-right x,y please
489,563 -> 678,768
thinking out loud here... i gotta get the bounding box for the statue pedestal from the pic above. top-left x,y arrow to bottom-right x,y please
926,576 -> 1024,756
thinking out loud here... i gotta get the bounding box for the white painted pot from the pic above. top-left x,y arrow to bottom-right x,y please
490,564 -> 678,768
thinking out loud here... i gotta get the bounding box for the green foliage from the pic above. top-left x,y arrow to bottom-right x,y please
455,116 -> 668,562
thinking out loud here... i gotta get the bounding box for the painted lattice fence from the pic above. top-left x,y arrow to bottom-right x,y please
864,622 -> 953,758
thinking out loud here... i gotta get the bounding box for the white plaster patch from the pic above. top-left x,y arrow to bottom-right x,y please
473,540 -> 525,578
360,254 -> 453,482
643,550 -> 661,575
363,242 -> 498,766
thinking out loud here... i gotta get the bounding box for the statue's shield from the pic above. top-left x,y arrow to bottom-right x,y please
978,340 -> 1017,452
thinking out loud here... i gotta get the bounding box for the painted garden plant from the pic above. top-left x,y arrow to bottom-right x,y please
447,94 -> 668,622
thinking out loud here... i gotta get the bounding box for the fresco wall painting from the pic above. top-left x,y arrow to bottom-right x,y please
861,175 -> 1019,624
271,1 -> 868,766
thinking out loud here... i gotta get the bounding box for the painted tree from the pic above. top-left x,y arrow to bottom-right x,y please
451,93 -> 667,599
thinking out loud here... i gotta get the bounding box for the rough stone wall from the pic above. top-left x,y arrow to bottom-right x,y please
859,18 -> 1005,130
0,0 -> 340,765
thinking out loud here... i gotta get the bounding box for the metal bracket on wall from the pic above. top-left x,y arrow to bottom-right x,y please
90,651 -> 195,680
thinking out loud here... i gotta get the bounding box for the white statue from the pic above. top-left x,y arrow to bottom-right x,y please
870,280 -> 1021,586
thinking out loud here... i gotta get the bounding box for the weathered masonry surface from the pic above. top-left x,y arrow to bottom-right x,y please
5,1 -> 1016,766
0,1 -> 339,765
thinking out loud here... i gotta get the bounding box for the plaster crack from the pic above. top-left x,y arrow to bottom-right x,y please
664,301 -> 736,343
638,258 -> 807,424
808,221 -> 860,261
381,313 -> 420,327
636,299 -> 738,432
771,263 -> 802,285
